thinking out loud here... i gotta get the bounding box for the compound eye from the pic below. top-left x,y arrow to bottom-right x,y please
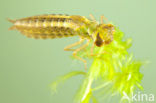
95,33 -> 103,47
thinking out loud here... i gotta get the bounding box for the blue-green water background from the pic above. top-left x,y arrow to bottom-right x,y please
0,0 -> 156,103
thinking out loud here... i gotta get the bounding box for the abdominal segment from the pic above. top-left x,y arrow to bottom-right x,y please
8,15 -> 80,39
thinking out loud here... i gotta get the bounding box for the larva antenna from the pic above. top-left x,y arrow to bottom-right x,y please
100,15 -> 108,24
89,14 -> 96,22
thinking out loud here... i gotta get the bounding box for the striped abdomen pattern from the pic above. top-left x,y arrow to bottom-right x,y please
9,15 -> 86,39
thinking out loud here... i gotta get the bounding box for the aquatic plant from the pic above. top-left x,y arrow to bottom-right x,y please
51,26 -> 144,103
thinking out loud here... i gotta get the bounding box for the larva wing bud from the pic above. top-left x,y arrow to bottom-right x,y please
70,15 -> 90,25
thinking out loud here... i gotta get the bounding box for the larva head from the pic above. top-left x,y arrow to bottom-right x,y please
93,24 -> 115,47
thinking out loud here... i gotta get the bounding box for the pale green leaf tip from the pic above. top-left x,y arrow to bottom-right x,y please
50,71 -> 86,94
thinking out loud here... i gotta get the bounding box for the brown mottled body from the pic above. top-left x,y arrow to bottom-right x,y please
9,14 -> 91,39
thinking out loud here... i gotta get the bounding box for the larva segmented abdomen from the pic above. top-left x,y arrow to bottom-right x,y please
9,14 -> 87,39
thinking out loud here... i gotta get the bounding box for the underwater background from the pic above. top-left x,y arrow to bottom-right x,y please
0,0 -> 156,103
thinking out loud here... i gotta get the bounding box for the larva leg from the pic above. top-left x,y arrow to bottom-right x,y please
90,43 -> 107,57
100,15 -> 108,23
73,40 -> 90,70
89,14 -> 96,21
90,43 -> 95,56
90,43 -> 101,56
64,39 -> 85,51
